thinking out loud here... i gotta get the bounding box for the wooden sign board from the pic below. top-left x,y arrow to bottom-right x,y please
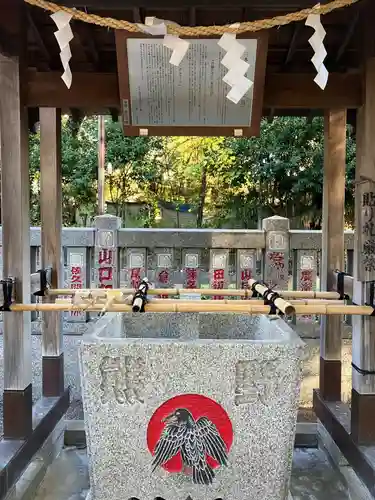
115,30 -> 268,137
357,179 -> 375,282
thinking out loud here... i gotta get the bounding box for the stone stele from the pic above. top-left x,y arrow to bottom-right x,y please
79,312 -> 305,500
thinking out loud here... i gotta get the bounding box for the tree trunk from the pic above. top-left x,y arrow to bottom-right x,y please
196,165 -> 207,228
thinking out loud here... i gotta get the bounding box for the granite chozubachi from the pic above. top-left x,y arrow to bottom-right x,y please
147,394 -> 233,485
79,313 -> 304,500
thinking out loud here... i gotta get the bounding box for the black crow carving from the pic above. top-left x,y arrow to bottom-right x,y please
151,408 -> 229,485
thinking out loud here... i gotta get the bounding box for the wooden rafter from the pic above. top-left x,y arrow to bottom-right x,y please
335,11 -> 359,63
27,10 -> 52,69
80,24 -> 99,68
71,26 -> 95,71
132,7 -> 142,23
284,23 -> 301,66
189,6 -> 196,26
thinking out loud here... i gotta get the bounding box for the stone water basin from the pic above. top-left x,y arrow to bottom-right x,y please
79,312 -> 305,500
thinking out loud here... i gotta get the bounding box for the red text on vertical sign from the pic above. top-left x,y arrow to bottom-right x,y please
158,269 -> 169,299
240,269 -> 252,300
300,269 -> 313,291
130,268 -> 141,289
185,268 -> 198,289
300,268 -> 314,320
98,249 -> 114,289
268,251 -> 286,287
70,266 -> 82,316
213,269 -> 225,300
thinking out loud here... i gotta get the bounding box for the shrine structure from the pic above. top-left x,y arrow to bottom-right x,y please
0,0 -> 375,497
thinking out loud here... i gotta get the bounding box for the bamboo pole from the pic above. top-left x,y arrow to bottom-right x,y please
46,288 -> 341,300
54,297 -> 345,306
9,302 -> 372,315
98,291 -> 122,315
247,279 -> 295,316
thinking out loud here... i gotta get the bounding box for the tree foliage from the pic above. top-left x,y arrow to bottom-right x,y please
28,115 -> 356,229
218,117 -> 356,228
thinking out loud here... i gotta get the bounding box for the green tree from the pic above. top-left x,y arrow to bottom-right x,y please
151,137 -> 235,227
214,117 -> 356,229
28,116 -> 164,226
105,120 -> 163,223
29,116 -> 98,226
28,115 -> 356,229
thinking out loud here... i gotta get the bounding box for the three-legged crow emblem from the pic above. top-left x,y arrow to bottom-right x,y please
151,408 -> 229,485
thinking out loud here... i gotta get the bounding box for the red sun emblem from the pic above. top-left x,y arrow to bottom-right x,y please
147,394 -> 233,485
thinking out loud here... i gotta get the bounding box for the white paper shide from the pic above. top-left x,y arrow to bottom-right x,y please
138,16 -> 190,67
51,10 -> 73,89
218,24 -> 253,104
305,9 -> 329,90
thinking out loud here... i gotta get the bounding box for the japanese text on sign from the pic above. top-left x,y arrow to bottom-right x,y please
98,249 -> 114,289
362,191 -> 375,273
158,269 -> 169,298
268,251 -> 286,286
300,270 -> 313,291
130,268 -> 141,288
184,253 -> 200,300
241,269 -> 252,289
186,268 -> 198,289
213,268 -> 225,300
128,253 -> 144,288
70,266 -> 83,317
157,253 -> 172,298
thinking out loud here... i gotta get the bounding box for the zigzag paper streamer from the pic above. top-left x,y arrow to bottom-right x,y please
305,11 -> 329,90
51,10 -> 73,89
138,17 -> 190,66
163,34 -> 190,67
218,24 -> 253,104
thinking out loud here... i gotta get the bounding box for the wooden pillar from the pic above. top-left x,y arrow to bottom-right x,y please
0,55 -> 32,438
40,108 -> 64,397
319,109 -> 346,401
351,59 -> 375,444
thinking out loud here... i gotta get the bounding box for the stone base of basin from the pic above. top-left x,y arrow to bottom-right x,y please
84,489 -> 295,499
79,313 -> 305,500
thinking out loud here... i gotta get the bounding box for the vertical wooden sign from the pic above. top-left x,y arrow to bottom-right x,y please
357,179 -> 375,282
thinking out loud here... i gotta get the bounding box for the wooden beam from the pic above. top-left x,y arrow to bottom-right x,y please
313,390 -> 375,497
320,109 -> 347,401
26,71 -> 120,109
25,71 -> 362,110
264,73 -> 361,109
350,59 -> 375,445
0,2 -> 32,439
0,390 -> 70,500
0,0 -> 25,57
40,108 -> 64,397
54,0 -> 317,7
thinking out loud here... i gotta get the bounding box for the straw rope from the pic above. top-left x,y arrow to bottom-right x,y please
24,0 -> 360,36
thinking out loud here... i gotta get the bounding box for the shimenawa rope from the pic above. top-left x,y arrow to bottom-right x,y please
24,0 -> 360,36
